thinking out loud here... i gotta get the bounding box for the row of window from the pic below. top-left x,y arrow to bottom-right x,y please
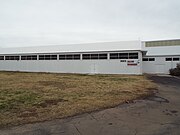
166,57 -> 180,61
5,56 -> 20,60
39,55 -> 57,60
143,58 -> 155,61
21,55 -> 37,60
143,57 -> 180,62
59,54 -> 80,60
0,53 -> 139,60
82,54 -> 107,60
1,55 -> 180,62
110,53 -> 138,59
145,40 -> 180,47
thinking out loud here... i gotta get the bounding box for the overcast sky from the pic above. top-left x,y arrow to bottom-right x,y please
0,0 -> 180,47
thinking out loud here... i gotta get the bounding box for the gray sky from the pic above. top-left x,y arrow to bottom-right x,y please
0,0 -> 180,47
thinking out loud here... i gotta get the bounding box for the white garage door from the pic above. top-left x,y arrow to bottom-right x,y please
155,64 -> 165,74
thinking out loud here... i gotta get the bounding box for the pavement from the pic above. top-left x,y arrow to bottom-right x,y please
0,75 -> 180,135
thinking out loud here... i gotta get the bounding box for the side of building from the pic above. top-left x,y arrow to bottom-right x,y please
142,39 -> 180,74
0,41 -> 143,75
0,39 -> 180,75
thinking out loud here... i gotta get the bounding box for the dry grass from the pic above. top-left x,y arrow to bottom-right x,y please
0,71 -> 156,127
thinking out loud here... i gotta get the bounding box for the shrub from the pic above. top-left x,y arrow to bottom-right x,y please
169,63 -> 180,76
177,63 -> 180,69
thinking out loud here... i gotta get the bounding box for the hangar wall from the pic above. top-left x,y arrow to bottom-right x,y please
142,40 -> 180,74
1,39 -> 180,75
142,56 -> 180,74
0,51 -> 142,75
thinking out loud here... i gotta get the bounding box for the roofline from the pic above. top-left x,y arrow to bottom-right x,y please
1,40 -> 141,49
143,54 -> 180,57
143,39 -> 180,42
0,49 -> 142,55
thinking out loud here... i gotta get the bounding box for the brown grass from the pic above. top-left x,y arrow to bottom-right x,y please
0,71 -> 156,127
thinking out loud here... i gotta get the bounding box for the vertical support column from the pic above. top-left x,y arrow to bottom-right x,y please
139,51 -> 143,75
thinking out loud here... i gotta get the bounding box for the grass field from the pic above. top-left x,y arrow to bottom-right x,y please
0,72 -> 156,127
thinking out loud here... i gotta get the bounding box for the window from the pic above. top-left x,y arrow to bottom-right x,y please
5,56 -> 20,60
173,58 -> 180,61
110,53 -> 118,59
39,55 -> 57,60
143,58 -> 155,61
119,53 -> 128,59
110,52 -> 138,59
51,55 -> 57,60
91,54 -> 98,59
166,58 -> 172,61
74,54 -> 81,60
82,54 -> 90,60
21,55 -> 37,60
129,53 -> 138,59
145,40 -> 180,47
143,58 -> 148,61
45,55 -> 51,60
165,57 -> 180,61
39,55 -> 45,60
82,53 -> 108,60
149,58 -> 155,61
0,56 -> 4,60
66,55 -> 73,60
59,55 -> 66,60
99,54 -> 108,59
59,54 -> 80,60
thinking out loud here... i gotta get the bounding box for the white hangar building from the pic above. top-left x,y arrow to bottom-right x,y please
0,39 -> 180,75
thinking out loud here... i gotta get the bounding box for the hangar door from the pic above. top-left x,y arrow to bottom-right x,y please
155,64 -> 165,74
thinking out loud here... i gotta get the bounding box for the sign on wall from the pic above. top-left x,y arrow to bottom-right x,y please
127,60 -> 140,66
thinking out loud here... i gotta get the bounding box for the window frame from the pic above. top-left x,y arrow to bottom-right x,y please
21,55 -> 37,60
59,54 -> 81,60
110,52 -> 139,59
142,58 -> 148,61
0,56 -> 4,60
165,58 -> 172,61
5,56 -> 20,60
173,58 -> 180,61
39,55 -> 57,60
149,58 -> 155,61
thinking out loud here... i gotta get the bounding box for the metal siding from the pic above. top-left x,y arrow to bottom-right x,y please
142,56 -> 180,74
0,51 -> 142,74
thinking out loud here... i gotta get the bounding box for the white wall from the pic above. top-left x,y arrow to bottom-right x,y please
142,41 -> 180,74
142,56 -> 180,74
0,51 -> 142,75
0,59 -> 142,75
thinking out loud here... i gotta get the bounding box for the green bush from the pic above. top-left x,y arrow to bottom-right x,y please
169,63 -> 180,76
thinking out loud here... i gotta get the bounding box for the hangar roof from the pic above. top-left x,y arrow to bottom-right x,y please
0,41 -> 142,55
0,40 -> 179,56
